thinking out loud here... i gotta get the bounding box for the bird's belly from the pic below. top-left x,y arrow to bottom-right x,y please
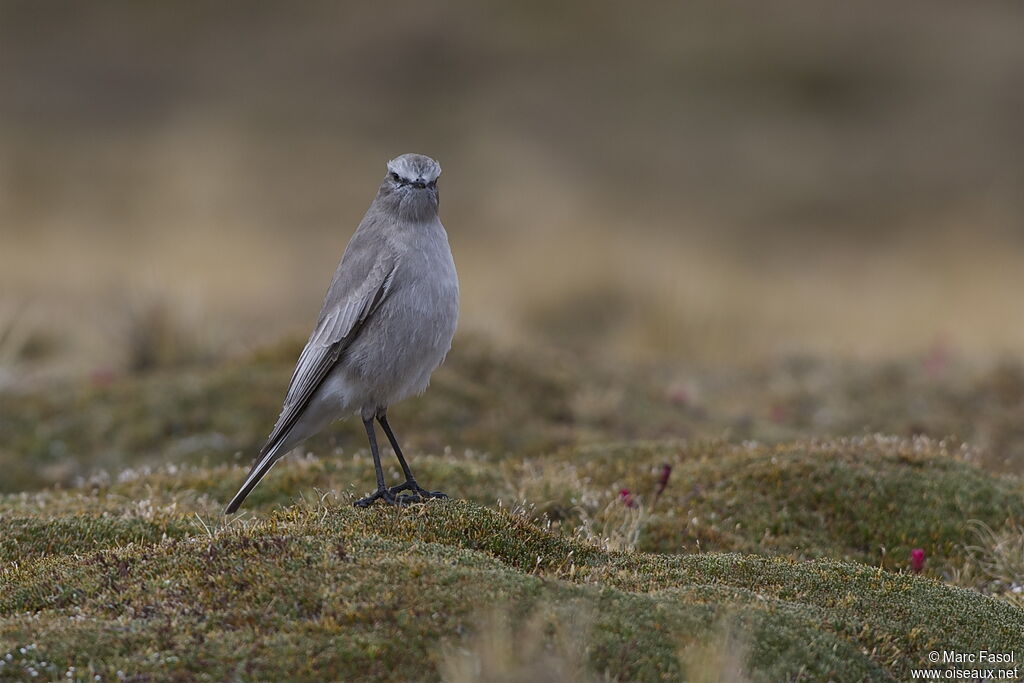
344,282 -> 458,409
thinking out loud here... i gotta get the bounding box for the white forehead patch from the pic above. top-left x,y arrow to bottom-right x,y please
386,154 -> 441,183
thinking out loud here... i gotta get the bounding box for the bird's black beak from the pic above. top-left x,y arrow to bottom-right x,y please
412,178 -> 427,189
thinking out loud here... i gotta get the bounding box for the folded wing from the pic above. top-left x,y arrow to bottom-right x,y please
261,256 -> 397,458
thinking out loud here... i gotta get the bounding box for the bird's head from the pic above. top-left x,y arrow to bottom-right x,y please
379,153 -> 441,220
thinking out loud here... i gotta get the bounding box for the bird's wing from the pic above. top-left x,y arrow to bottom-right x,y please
260,254 -> 397,457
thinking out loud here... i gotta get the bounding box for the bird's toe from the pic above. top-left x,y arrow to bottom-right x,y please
387,481 -> 413,496
354,488 -> 402,508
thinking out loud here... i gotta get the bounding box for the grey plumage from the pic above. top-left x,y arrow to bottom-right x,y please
225,153 -> 458,513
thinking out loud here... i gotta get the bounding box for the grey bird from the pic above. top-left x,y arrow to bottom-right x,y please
224,153 -> 459,513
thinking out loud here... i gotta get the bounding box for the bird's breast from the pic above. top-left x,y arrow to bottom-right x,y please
368,228 -> 458,360
347,245 -> 456,407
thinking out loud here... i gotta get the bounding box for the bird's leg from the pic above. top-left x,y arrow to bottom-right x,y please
354,417 -> 402,508
377,412 -> 448,502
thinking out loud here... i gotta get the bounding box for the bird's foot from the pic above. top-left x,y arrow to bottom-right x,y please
353,487 -> 405,508
388,479 -> 449,503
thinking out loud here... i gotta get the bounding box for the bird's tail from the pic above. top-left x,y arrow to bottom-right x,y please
224,441 -> 286,514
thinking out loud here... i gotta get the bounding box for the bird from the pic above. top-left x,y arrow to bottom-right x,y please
224,153 -> 459,513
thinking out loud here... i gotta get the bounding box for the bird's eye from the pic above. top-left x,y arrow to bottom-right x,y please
390,172 -> 402,183
427,180 -> 437,189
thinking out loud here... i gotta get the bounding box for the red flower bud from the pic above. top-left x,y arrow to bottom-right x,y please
910,548 -> 925,574
655,464 -> 672,496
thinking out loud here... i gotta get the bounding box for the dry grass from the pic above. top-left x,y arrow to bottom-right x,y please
573,496 -> 649,553
460,225 -> 1024,366
0,304 -> 56,382
2,1 -> 1024,378
959,521 -> 1024,607
678,617 -> 753,683
439,606 -> 603,683
8,220 -> 1024,379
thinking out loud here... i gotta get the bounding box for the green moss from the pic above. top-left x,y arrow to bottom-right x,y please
4,436 -> 1021,578
2,501 -> 1019,681
559,438 -> 1024,570
7,334 -> 1024,492
0,516 -> 192,564
5,338 -> 1024,680
0,335 -> 595,494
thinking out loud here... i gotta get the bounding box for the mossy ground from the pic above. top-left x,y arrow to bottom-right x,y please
3,498 -> 1022,682
3,337 -> 1024,681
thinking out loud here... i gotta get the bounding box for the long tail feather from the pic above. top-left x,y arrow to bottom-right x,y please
224,442 -> 285,514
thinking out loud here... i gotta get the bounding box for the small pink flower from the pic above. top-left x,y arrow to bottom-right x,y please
910,548 -> 925,574
91,367 -> 116,387
666,385 -> 690,406
924,337 -> 951,377
655,464 -> 672,497
619,488 -> 638,508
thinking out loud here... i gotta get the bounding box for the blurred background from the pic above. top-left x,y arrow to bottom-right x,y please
2,0 -> 1024,381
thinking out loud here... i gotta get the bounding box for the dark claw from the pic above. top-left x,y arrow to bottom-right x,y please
354,487 -> 406,508
386,480 -> 449,502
